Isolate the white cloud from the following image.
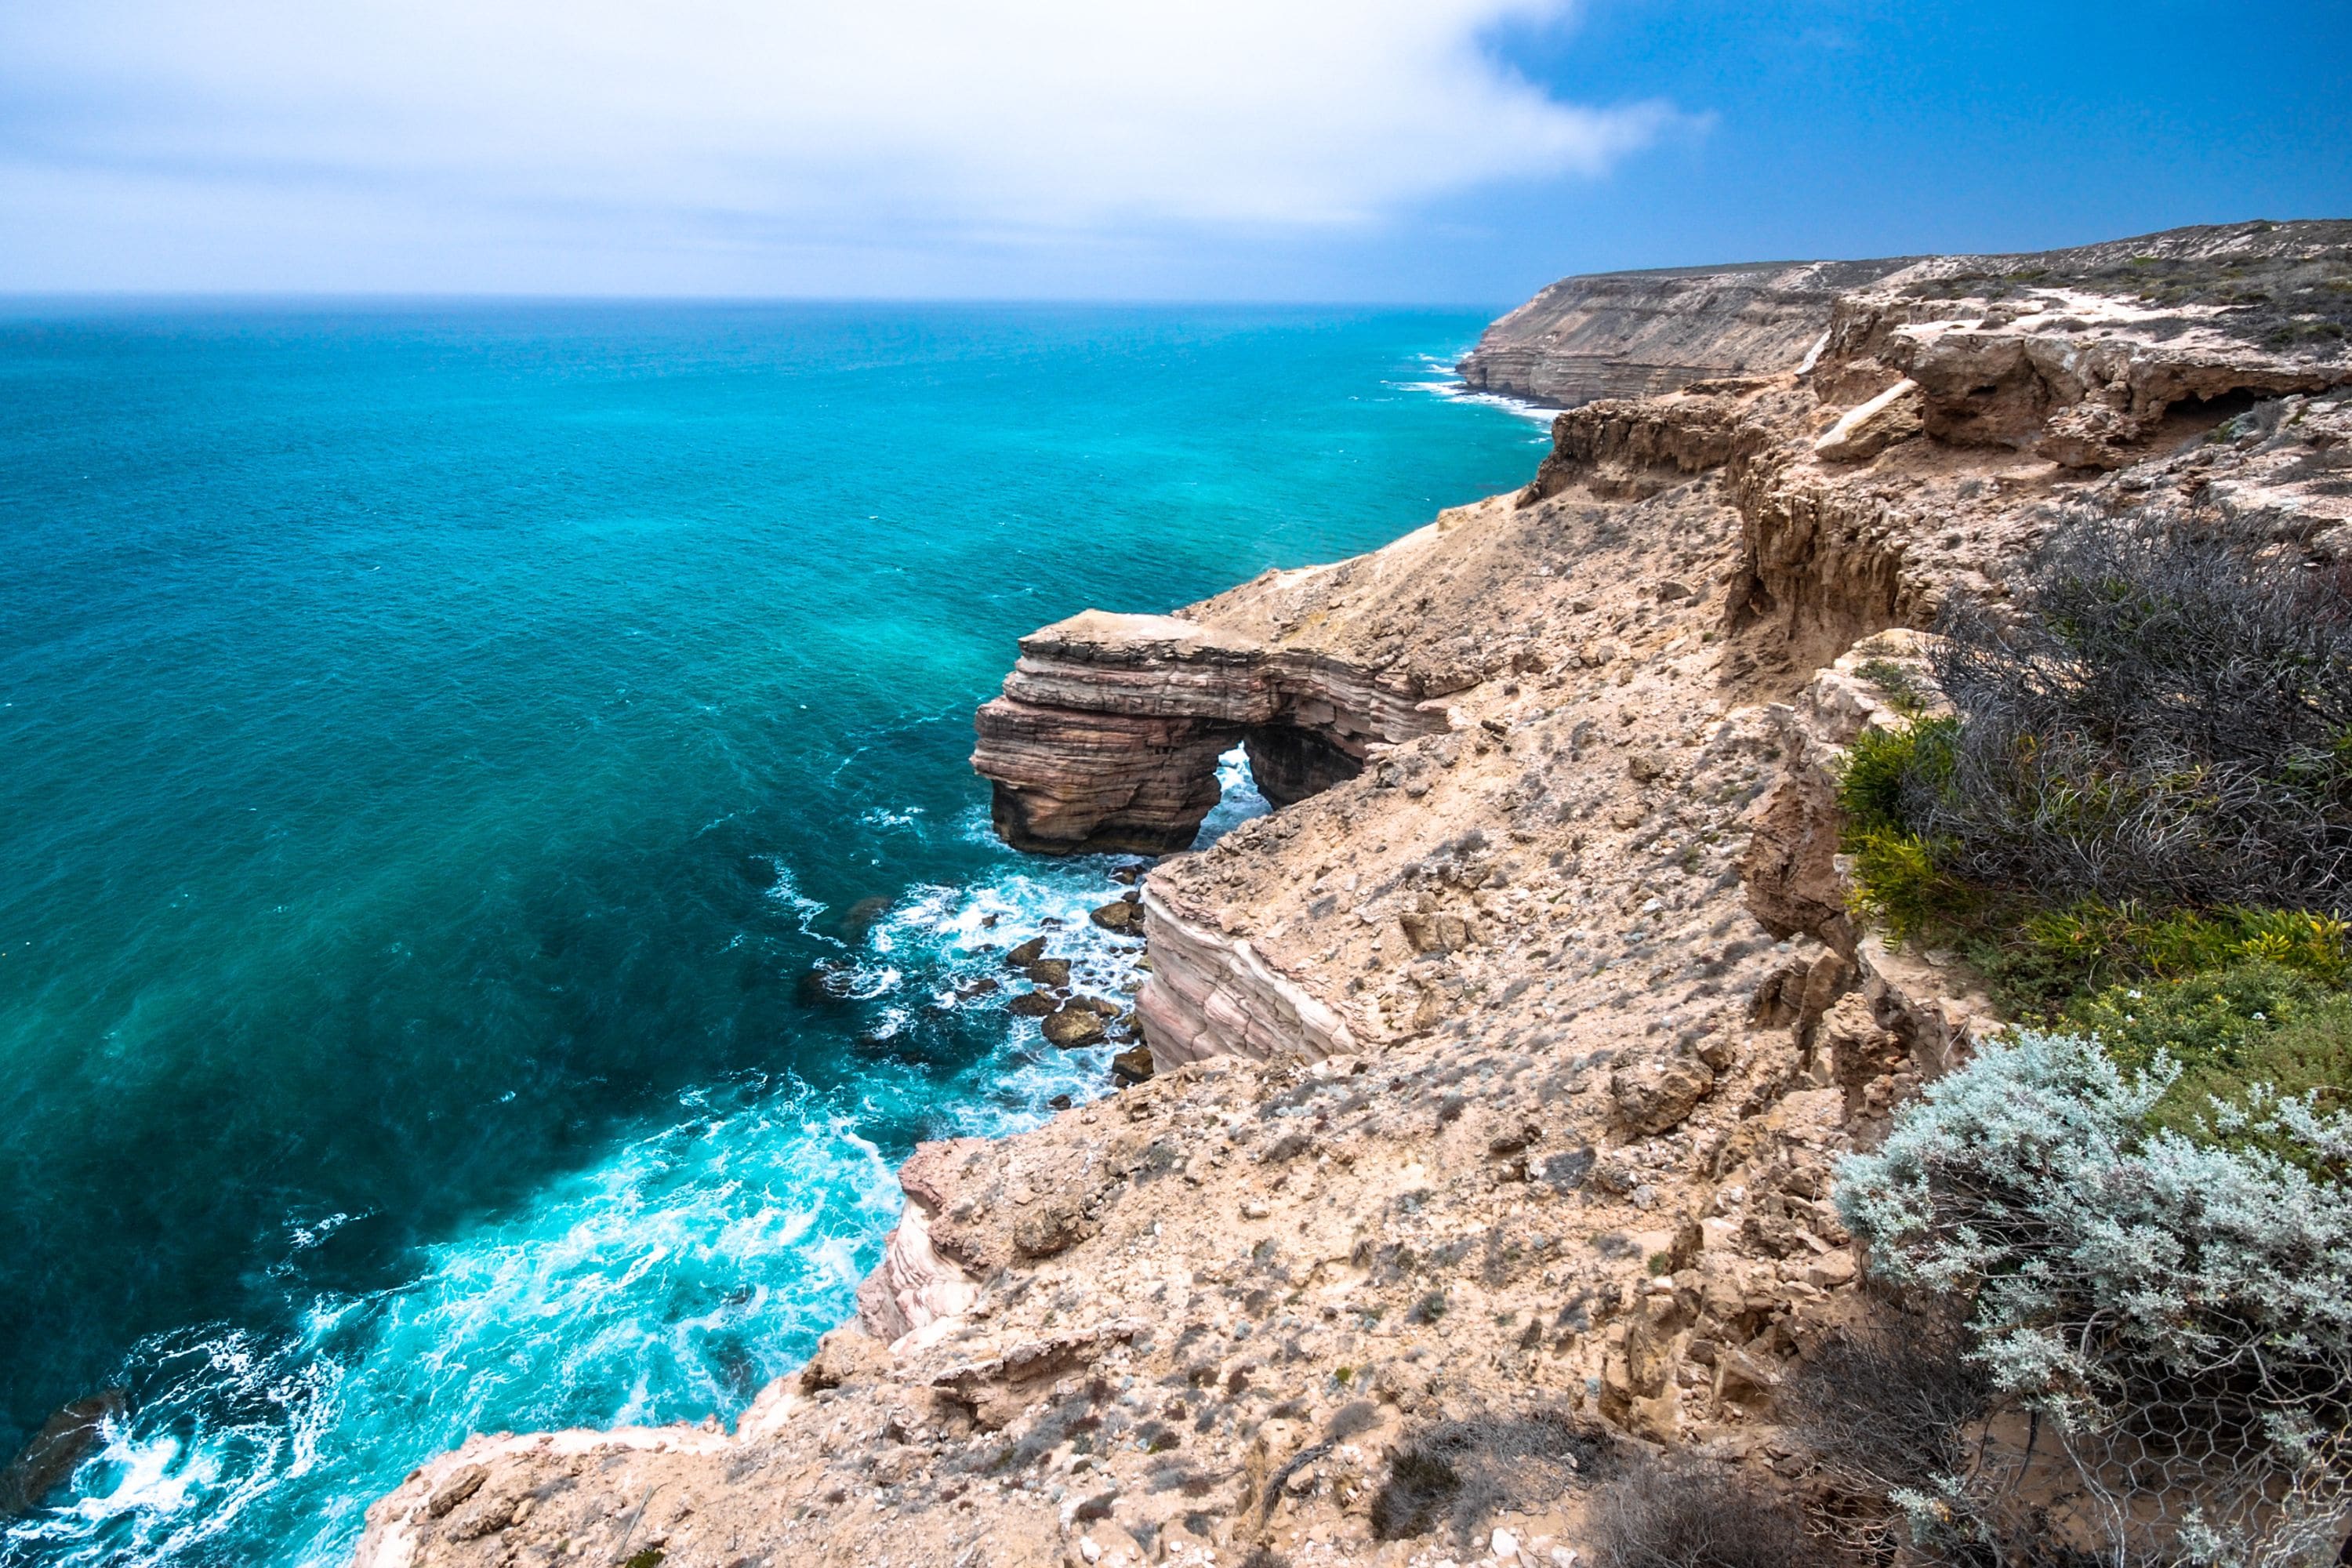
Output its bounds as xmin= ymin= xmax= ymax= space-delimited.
xmin=0 ymin=1 xmax=1686 ymax=290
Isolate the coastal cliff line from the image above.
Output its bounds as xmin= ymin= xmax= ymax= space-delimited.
xmin=358 ymin=220 xmax=2352 ymax=1568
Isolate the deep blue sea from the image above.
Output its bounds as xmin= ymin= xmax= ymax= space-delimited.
xmin=0 ymin=302 xmax=1545 ymax=1565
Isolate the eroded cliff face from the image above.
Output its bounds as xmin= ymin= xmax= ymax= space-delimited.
xmin=357 ymin=223 xmax=2352 ymax=1568
xmin=1456 ymin=259 xmax=1915 ymax=408
xmin=971 ymin=610 xmax=1454 ymax=855
xmin=1464 ymin=219 xmax=2352 ymax=414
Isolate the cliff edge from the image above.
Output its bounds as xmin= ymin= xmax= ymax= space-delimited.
xmin=356 ymin=219 xmax=2352 ymax=1568
xmin=1458 ymin=218 xmax=2352 ymax=408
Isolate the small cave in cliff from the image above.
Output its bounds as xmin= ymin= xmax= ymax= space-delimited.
xmin=2162 ymin=385 xmax=2264 ymax=440
xmin=1241 ymin=723 xmax=1364 ymax=810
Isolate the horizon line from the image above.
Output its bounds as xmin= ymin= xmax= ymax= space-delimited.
xmin=0 ymin=289 xmax=1520 ymax=314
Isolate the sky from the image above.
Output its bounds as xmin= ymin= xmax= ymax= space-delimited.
xmin=1 ymin=0 xmax=2346 ymax=302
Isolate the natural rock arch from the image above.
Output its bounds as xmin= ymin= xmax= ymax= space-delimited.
xmin=970 ymin=610 xmax=1443 ymax=855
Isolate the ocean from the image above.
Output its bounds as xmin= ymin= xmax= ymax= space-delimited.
xmin=0 ymin=301 xmax=1546 ymax=1565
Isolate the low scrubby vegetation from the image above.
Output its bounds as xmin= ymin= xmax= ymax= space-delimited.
xmin=2067 ymin=961 xmax=2352 ymax=1154
xmin=1835 ymin=1029 xmax=2352 ymax=1563
xmin=1820 ymin=513 xmax=2352 ymax=1561
xmin=1367 ymin=1408 xmax=1608 ymax=1547
xmin=1841 ymin=513 xmax=2352 ymax=1007
xmin=1779 ymin=1311 xmax=1990 ymax=1557
xmin=1586 ymin=1457 xmax=1824 ymax=1568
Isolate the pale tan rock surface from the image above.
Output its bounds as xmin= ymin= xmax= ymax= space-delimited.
xmin=1456 ymin=257 xmax=1916 ymax=407
xmin=356 ymin=230 xmax=2352 ymax=1568
xmin=1465 ymin=217 xmax=2350 ymax=412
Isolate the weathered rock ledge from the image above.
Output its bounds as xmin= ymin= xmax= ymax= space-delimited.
xmin=1467 ymin=219 xmax=2352 ymax=415
xmin=1130 ymin=885 xmax=1359 ymax=1070
xmin=1457 ymin=258 xmax=1916 ymax=408
xmin=972 ymin=606 xmax=1457 ymax=855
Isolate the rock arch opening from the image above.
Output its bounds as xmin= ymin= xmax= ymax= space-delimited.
xmin=971 ymin=611 xmax=1429 ymax=858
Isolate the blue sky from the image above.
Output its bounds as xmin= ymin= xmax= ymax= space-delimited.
xmin=2 ymin=0 xmax=2344 ymax=301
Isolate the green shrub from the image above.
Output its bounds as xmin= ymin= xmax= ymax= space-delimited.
xmin=2026 ymin=902 xmax=2347 ymax=984
xmin=1837 ymin=1029 xmax=2352 ymax=1563
xmin=2191 ymin=1000 xmax=2352 ymax=1145
xmin=1833 ymin=514 xmax=2352 ymax=1009
xmin=2065 ymin=960 xmax=2326 ymax=1072
xmin=1919 ymin=515 xmax=2352 ymax=916
xmin=1838 ymin=720 xmax=1988 ymax=945
xmin=1842 ymin=827 xmax=1974 ymax=942
xmin=1854 ymin=658 xmax=1929 ymax=717
xmin=2067 ymin=962 xmax=2352 ymax=1156
xmin=2004 ymin=901 xmax=2350 ymax=1000
xmin=1836 ymin=718 xmax=1955 ymax=837
xmin=1838 ymin=706 xmax=2350 ymax=1004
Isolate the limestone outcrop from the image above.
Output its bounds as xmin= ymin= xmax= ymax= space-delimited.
xmin=971 ymin=609 xmax=1450 ymax=855
xmin=1815 ymin=220 xmax=2352 ymax=467
xmin=1128 ymin=886 xmax=1357 ymax=1069
xmin=1467 ymin=219 xmax=2352 ymax=419
xmin=1457 ymin=257 xmax=1916 ymax=407
xmin=358 ymin=222 xmax=2352 ymax=1568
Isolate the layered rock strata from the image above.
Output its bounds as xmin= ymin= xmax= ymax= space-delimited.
xmin=1465 ymin=219 xmax=2352 ymax=413
xmin=971 ymin=609 xmax=1453 ymax=855
xmin=1457 ymin=258 xmax=1916 ymax=407
xmin=358 ymin=223 xmax=2352 ymax=1568
xmin=1128 ymin=887 xmax=1358 ymax=1070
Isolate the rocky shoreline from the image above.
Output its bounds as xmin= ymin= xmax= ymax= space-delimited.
xmin=355 ymin=219 xmax=2352 ymax=1568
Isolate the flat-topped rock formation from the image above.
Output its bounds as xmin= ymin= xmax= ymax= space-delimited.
xmin=970 ymin=550 xmax=1504 ymax=854
xmin=358 ymin=223 xmax=2352 ymax=1568
xmin=1463 ymin=218 xmax=2352 ymax=410
xmin=1457 ymin=256 xmax=1915 ymax=408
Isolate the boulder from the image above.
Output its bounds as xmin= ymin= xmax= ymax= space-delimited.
xmin=1012 ymin=1198 xmax=1094 ymax=1259
xmin=1739 ymin=771 xmax=1855 ymax=955
xmin=796 ymin=1326 xmax=893 ymax=1392
xmin=1813 ymin=377 xmax=1924 ymax=463
xmin=796 ymin=961 xmax=857 ymax=1007
xmin=1088 ymin=898 xmax=1143 ymax=935
xmin=1042 ymin=1005 xmax=1109 ymax=1049
xmin=839 ymin=896 xmax=893 ymax=942
xmin=1610 ymin=1051 xmax=1715 ymax=1134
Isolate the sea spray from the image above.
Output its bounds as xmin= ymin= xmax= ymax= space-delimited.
xmin=11 ymin=1081 xmax=895 ymax=1567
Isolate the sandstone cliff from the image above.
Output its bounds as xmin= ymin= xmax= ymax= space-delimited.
xmin=1460 ymin=218 xmax=2352 ymax=409
xmin=1457 ymin=257 xmax=1914 ymax=408
xmin=356 ymin=220 xmax=2352 ymax=1568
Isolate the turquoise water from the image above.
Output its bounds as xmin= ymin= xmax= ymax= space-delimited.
xmin=0 ymin=302 xmax=1545 ymax=1565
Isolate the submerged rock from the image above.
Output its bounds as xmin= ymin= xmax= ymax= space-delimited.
xmin=838 ymin=895 xmax=892 ymax=942
xmin=1 ymin=1391 xmax=124 ymax=1515
xmin=794 ymin=961 xmax=856 ymax=1007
